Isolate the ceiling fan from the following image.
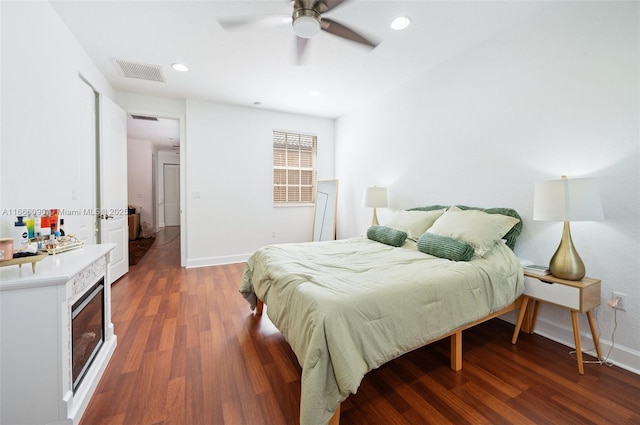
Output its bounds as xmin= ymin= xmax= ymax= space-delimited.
xmin=218 ymin=0 xmax=379 ymax=63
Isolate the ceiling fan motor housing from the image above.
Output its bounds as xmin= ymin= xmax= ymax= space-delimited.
xmin=292 ymin=8 xmax=321 ymax=38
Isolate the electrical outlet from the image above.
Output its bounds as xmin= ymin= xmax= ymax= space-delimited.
xmin=610 ymin=291 xmax=627 ymax=311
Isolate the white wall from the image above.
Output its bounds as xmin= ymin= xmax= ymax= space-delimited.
xmin=336 ymin=2 xmax=639 ymax=372
xmin=1 ymin=1 xmax=114 ymax=239
xmin=127 ymin=138 xmax=154 ymax=226
xmin=185 ymin=99 xmax=335 ymax=267
xmin=116 ymin=92 xmax=186 ymax=118
xmin=116 ymin=95 xmax=334 ymax=266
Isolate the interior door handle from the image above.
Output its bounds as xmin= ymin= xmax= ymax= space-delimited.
xmin=100 ymin=214 xmax=113 ymax=220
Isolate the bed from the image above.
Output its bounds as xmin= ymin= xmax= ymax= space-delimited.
xmin=239 ymin=205 xmax=525 ymax=425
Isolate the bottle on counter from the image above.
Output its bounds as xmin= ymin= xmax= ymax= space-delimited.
xmin=40 ymin=215 xmax=51 ymax=237
xmin=59 ymin=219 xmax=66 ymax=236
xmin=45 ymin=233 xmax=58 ymax=251
xmin=34 ymin=215 xmax=42 ymax=237
xmin=25 ymin=216 xmax=35 ymax=239
xmin=50 ymin=209 xmax=59 ymax=233
xmin=13 ymin=216 xmax=29 ymax=250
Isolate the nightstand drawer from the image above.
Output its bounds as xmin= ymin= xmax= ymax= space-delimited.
xmin=524 ymin=276 xmax=580 ymax=309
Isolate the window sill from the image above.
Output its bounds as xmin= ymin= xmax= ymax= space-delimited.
xmin=274 ymin=203 xmax=314 ymax=208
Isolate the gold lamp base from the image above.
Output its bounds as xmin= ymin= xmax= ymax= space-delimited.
xmin=549 ymin=221 xmax=586 ymax=281
xmin=371 ymin=208 xmax=379 ymax=226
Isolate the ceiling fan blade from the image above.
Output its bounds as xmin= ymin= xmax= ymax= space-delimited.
xmin=320 ymin=18 xmax=378 ymax=48
xmin=315 ymin=0 xmax=348 ymax=14
xmin=296 ymin=36 xmax=309 ymax=65
xmin=218 ymin=14 xmax=289 ymax=30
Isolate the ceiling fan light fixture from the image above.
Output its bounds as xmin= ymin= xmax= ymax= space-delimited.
xmin=390 ymin=16 xmax=411 ymax=31
xmin=292 ymin=9 xmax=321 ymax=38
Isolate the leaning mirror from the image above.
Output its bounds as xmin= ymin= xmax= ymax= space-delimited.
xmin=312 ymin=180 xmax=338 ymax=241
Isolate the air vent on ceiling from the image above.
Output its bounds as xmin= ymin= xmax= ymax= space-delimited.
xmin=130 ymin=115 xmax=158 ymax=121
xmin=111 ymin=58 xmax=165 ymax=83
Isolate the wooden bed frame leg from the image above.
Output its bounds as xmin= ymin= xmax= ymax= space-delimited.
xmin=255 ymin=299 xmax=264 ymax=315
xmin=328 ymin=403 xmax=341 ymax=425
xmin=511 ymin=296 xmax=530 ymax=344
xmin=451 ymin=331 xmax=462 ymax=371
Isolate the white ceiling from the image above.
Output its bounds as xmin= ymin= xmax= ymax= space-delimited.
xmin=51 ymin=0 xmax=547 ymax=146
xmin=127 ymin=115 xmax=181 ymax=151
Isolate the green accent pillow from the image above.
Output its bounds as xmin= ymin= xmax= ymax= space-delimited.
xmin=367 ymin=225 xmax=408 ymax=247
xmin=417 ymin=233 xmax=475 ymax=261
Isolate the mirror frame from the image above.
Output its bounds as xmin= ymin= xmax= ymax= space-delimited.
xmin=312 ymin=180 xmax=339 ymax=241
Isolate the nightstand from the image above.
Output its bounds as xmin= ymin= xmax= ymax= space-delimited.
xmin=511 ymin=271 xmax=603 ymax=374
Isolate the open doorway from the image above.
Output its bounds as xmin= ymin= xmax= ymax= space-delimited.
xmin=126 ymin=114 xmax=183 ymax=266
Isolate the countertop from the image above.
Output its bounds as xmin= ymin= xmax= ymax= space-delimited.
xmin=0 ymin=244 xmax=116 ymax=291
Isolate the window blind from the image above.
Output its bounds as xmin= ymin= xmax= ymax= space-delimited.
xmin=273 ymin=130 xmax=317 ymax=205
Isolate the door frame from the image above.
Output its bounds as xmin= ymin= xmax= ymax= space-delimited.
xmin=78 ymin=75 xmax=98 ymax=245
xmin=126 ymin=109 xmax=186 ymax=268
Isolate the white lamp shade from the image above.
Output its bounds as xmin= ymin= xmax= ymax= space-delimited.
xmin=363 ymin=187 xmax=388 ymax=208
xmin=534 ymin=177 xmax=604 ymax=222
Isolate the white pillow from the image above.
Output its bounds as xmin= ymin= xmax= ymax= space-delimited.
xmin=426 ymin=208 xmax=520 ymax=256
xmin=384 ymin=209 xmax=446 ymax=241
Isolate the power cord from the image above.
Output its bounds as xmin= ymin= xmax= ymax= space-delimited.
xmin=569 ymin=306 xmax=617 ymax=367
xmin=148 ymin=230 xmax=181 ymax=248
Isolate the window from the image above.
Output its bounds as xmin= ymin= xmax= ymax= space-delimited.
xmin=273 ymin=130 xmax=317 ymax=205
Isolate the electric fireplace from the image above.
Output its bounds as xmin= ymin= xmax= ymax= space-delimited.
xmin=71 ymin=278 xmax=104 ymax=393
xmin=1 ymin=245 xmax=117 ymax=425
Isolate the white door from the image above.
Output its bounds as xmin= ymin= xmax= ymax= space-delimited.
xmin=163 ymin=164 xmax=180 ymax=226
xmin=77 ymin=79 xmax=97 ymax=244
xmin=99 ymin=95 xmax=128 ymax=283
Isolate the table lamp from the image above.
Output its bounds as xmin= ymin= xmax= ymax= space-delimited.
xmin=533 ymin=175 xmax=604 ymax=280
xmin=363 ymin=186 xmax=388 ymax=226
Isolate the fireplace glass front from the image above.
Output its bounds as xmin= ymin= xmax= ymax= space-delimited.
xmin=71 ymin=278 xmax=104 ymax=392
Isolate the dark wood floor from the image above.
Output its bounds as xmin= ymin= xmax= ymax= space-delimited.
xmin=81 ymin=227 xmax=640 ymax=425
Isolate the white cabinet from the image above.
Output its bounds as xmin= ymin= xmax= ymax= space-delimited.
xmin=0 ymin=245 xmax=117 ymax=425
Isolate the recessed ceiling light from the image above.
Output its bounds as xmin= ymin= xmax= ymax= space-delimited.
xmin=171 ymin=63 xmax=189 ymax=72
xmin=310 ymin=90 xmax=321 ymax=96
xmin=390 ymin=16 xmax=411 ymax=31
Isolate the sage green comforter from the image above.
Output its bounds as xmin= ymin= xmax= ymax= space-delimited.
xmin=239 ymin=237 xmax=524 ymax=425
